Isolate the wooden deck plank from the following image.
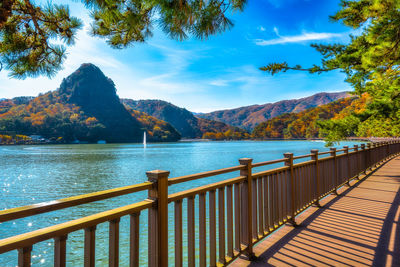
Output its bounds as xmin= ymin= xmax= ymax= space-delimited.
xmin=230 ymin=156 xmax=400 ymax=266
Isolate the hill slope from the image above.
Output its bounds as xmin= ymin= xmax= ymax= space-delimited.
xmin=252 ymin=97 xmax=357 ymax=139
xmin=122 ymin=99 xmax=248 ymax=139
xmin=198 ymin=92 xmax=350 ymax=130
xmin=0 ymin=64 xmax=180 ymax=143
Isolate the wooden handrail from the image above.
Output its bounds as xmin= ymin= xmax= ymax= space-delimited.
xmin=252 ymin=166 xmax=290 ymax=178
xmin=0 ymin=200 xmax=153 ymax=254
xmin=318 ymin=151 xmax=331 ymax=155
xmin=168 ymin=165 xmax=244 ymax=185
xmin=0 ymin=182 xmax=152 ymax=223
xmin=293 ymin=154 xmax=312 ymax=160
xmin=168 ymin=176 xmax=246 ymax=202
xmin=251 ymin=158 xmax=287 ymax=167
xmin=293 ymin=160 xmax=315 ymax=168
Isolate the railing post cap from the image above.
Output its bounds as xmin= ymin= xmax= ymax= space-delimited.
xmin=283 ymin=152 xmax=294 ymax=158
xmin=330 ymin=147 xmax=337 ymax=151
xmin=311 ymin=149 xmax=319 ymax=153
xmin=146 ymin=170 xmax=170 ymax=181
xmin=354 ymin=144 xmax=359 ymax=147
xmin=239 ymin=158 xmax=253 ymax=164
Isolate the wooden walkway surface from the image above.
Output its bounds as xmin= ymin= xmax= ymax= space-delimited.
xmin=231 ymin=156 xmax=400 ymax=267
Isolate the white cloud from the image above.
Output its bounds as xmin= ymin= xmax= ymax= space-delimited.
xmin=255 ymin=31 xmax=345 ymax=46
xmin=258 ymin=26 xmax=266 ymax=32
xmin=273 ymin=26 xmax=279 ymax=36
xmin=209 ymin=79 xmax=229 ymax=87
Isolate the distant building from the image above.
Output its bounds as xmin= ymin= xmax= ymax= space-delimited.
xmin=29 ymin=135 xmax=43 ymax=141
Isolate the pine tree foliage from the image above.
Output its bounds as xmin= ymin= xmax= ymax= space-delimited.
xmin=85 ymin=0 xmax=246 ymax=47
xmin=1 ymin=0 xmax=246 ymax=77
xmin=0 ymin=1 xmax=82 ymax=78
xmin=260 ymin=0 xmax=400 ymax=139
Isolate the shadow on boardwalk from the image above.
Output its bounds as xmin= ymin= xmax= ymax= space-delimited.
xmin=231 ymin=158 xmax=400 ymax=267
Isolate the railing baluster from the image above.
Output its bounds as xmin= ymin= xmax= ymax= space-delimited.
xmin=277 ymin=172 xmax=282 ymax=224
xmin=263 ymin=176 xmax=269 ymax=231
xmin=330 ymin=148 xmax=338 ymax=195
xmin=308 ymin=165 xmax=312 ymax=204
xmin=361 ymin=144 xmax=366 ymax=173
xmin=354 ymin=145 xmax=360 ymax=178
xmin=84 ymin=226 xmax=96 ymax=267
xmin=54 ymin=235 xmax=67 ymax=267
xmin=268 ymin=175 xmax=273 ymax=230
xmin=234 ymin=183 xmax=241 ymax=252
xmin=188 ymin=196 xmax=195 ymax=266
xmin=109 ymin=218 xmax=120 ymax=267
xmin=257 ymin=178 xmax=263 ymax=236
xmin=226 ymin=185 xmax=234 ymax=258
xmin=199 ymin=193 xmax=207 ymax=267
xmin=252 ymin=178 xmax=257 ymax=240
xmin=129 ymin=212 xmax=140 ymax=267
xmin=273 ymin=173 xmax=278 ymax=227
xmin=218 ymin=187 xmax=226 ymax=264
xmin=343 ymin=146 xmax=350 ymax=186
xmin=18 ymin=246 xmax=32 ymax=267
xmin=209 ymin=190 xmax=217 ymax=266
xmin=174 ymin=201 xmax=182 ymax=267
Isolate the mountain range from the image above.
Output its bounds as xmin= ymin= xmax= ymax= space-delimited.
xmin=121 ymin=99 xmax=247 ymax=139
xmin=0 ymin=63 xmax=353 ymax=143
xmin=197 ymin=92 xmax=350 ymax=130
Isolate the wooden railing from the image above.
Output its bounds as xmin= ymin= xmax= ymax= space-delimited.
xmin=1 ymin=141 xmax=400 ymax=267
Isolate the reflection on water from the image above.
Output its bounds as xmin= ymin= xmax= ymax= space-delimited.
xmin=0 ymin=140 xmax=362 ymax=266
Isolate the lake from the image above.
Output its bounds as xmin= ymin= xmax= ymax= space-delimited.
xmin=0 ymin=140 xmax=363 ymax=266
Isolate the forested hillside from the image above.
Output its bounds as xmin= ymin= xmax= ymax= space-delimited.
xmin=0 ymin=64 xmax=180 ymax=143
xmin=198 ymin=92 xmax=350 ymax=130
xmin=122 ymin=99 xmax=249 ymax=139
xmin=252 ymin=97 xmax=358 ymax=139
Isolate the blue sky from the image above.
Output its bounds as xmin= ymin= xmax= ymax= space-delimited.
xmin=0 ymin=0 xmax=353 ymax=112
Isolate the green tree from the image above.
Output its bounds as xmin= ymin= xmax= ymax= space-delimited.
xmin=1 ymin=0 xmax=246 ymax=78
xmin=260 ymin=0 xmax=400 ymax=140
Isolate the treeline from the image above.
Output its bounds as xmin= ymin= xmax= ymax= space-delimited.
xmin=202 ymin=129 xmax=251 ymax=140
xmin=252 ymin=97 xmax=361 ymax=140
xmin=0 ymin=134 xmax=32 ymax=145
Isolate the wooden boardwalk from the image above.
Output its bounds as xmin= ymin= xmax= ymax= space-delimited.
xmin=231 ymin=156 xmax=400 ymax=267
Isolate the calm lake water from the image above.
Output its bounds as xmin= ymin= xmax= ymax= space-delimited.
xmin=0 ymin=140 xmax=362 ymax=266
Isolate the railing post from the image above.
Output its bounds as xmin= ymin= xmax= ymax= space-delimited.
xmin=284 ymin=153 xmax=297 ymax=226
xmin=311 ymin=149 xmax=321 ymax=208
xmin=147 ymin=170 xmax=170 ymax=267
xmin=386 ymin=141 xmax=390 ymax=159
xmin=361 ymin=144 xmax=366 ymax=174
xmin=367 ymin=143 xmax=372 ymax=170
xmin=354 ymin=145 xmax=360 ymax=179
xmin=239 ymin=158 xmax=255 ymax=259
xmin=330 ymin=148 xmax=338 ymax=195
xmin=343 ymin=146 xmax=351 ymax=186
